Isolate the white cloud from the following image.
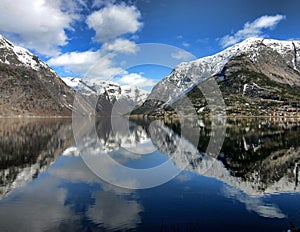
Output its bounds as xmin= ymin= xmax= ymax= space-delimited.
xmin=176 ymin=35 xmax=183 ymax=40
xmin=102 ymin=38 xmax=138 ymax=54
xmin=117 ymin=73 xmax=156 ymax=88
xmin=171 ymin=50 xmax=194 ymax=60
xmin=92 ymin=0 xmax=116 ymax=8
xmin=219 ymin=14 xmax=286 ymax=48
xmin=86 ymin=4 xmax=142 ymax=42
xmin=0 ymin=0 xmax=76 ymax=56
xmin=48 ymin=50 xmax=123 ymax=78
xmin=182 ymin=42 xmax=190 ymax=48
xmin=48 ymin=51 xmax=100 ymax=66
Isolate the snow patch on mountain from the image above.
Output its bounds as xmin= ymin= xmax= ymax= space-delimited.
xmin=171 ymin=38 xmax=300 ymax=87
xmin=0 ymin=34 xmax=48 ymax=71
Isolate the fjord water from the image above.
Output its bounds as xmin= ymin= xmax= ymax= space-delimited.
xmin=0 ymin=117 xmax=300 ymax=231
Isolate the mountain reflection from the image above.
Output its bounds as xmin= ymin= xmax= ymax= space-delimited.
xmin=219 ymin=118 xmax=300 ymax=194
xmin=0 ymin=118 xmax=73 ymax=198
xmin=150 ymin=118 xmax=300 ymax=195
xmin=71 ymin=116 xmax=300 ymax=195
xmin=0 ymin=117 xmax=300 ymax=231
xmin=1 ymin=117 xmax=299 ymax=196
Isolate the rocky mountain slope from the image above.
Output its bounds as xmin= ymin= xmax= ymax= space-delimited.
xmin=62 ymin=77 xmax=149 ymax=116
xmin=132 ymin=38 xmax=300 ymax=117
xmin=0 ymin=35 xmax=75 ymax=116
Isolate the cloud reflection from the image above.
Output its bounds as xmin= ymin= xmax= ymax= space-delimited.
xmin=223 ymin=186 xmax=286 ymax=219
xmin=87 ymin=191 xmax=143 ymax=230
xmin=49 ymin=156 xmax=143 ymax=229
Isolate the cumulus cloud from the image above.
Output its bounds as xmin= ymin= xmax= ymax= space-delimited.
xmin=0 ymin=0 xmax=76 ymax=56
xmin=48 ymin=50 xmax=123 ymax=78
xmin=117 ymin=73 xmax=157 ymax=88
xmin=86 ymin=4 xmax=142 ymax=42
xmin=47 ymin=39 xmax=140 ymax=79
xmin=219 ymin=14 xmax=286 ymax=48
xmin=171 ymin=50 xmax=194 ymax=60
xmin=102 ymin=38 xmax=139 ymax=54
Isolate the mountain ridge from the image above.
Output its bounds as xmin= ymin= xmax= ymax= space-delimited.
xmin=132 ymin=37 xmax=300 ymax=117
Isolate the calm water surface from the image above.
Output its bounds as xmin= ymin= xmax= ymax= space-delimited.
xmin=0 ymin=117 xmax=300 ymax=231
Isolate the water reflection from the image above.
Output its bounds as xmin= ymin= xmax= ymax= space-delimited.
xmin=49 ymin=156 xmax=143 ymax=231
xmin=128 ymin=118 xmax=300 ymax=196
xmin=219 ymin=118 xmax=300 ymax=195
xmin=222 ymin=186 xmax=286 ymax=219
xmin=0 ymin=156 xmax=143 ymax=232
xmin=95 ymin=118 xmax=156 ymax=154
xmin=0 ymin=117 xmax=299 ymax=231
xmin=0 ymin=118 xmax=73 ymax=199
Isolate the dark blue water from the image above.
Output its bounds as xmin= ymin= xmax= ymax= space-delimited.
xmin=0 ymin=118 xmax=299 ymax=232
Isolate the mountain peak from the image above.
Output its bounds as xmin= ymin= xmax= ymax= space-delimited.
xmin=0 ymin=34 xmax=48 ymax=71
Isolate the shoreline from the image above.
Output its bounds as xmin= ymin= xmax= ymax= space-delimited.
xmin=0 ymin=114 xmax=299 ymax=120
xmin=0 ymin=115 xmax=72 ymax=119
xmin=129 ymin=114 xmax=300 ymax=119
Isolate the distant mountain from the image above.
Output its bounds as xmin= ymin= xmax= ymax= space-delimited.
xmin=0 ymin=35 xmax=74 ymax=116
xmin=132 ymin=38 xmax=300 ymax=117
xmin=62 ymin=77 xmax=149 ymax=116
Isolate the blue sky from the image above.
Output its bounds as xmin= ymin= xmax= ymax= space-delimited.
xmin=0 ymin=0 xmax=300 ymax=90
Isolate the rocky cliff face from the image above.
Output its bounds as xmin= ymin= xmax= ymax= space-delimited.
xmin=133 ymin=38 xmax=300 ymax=117
xmin=0 ymin=35 xmax=74 ymax=116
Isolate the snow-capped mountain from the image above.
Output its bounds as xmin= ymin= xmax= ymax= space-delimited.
xmin=62 ymin=77 xmax=148 ymax=103
xmin=0 ymin=34 xmax=75 ymax=116
xmin=62 ymin=77 xmax=149 ymax=116
xmin=134 ymin=38 xmax=300 ymax=116
xmin=0 ymin=34 xmax=49 ymax=71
